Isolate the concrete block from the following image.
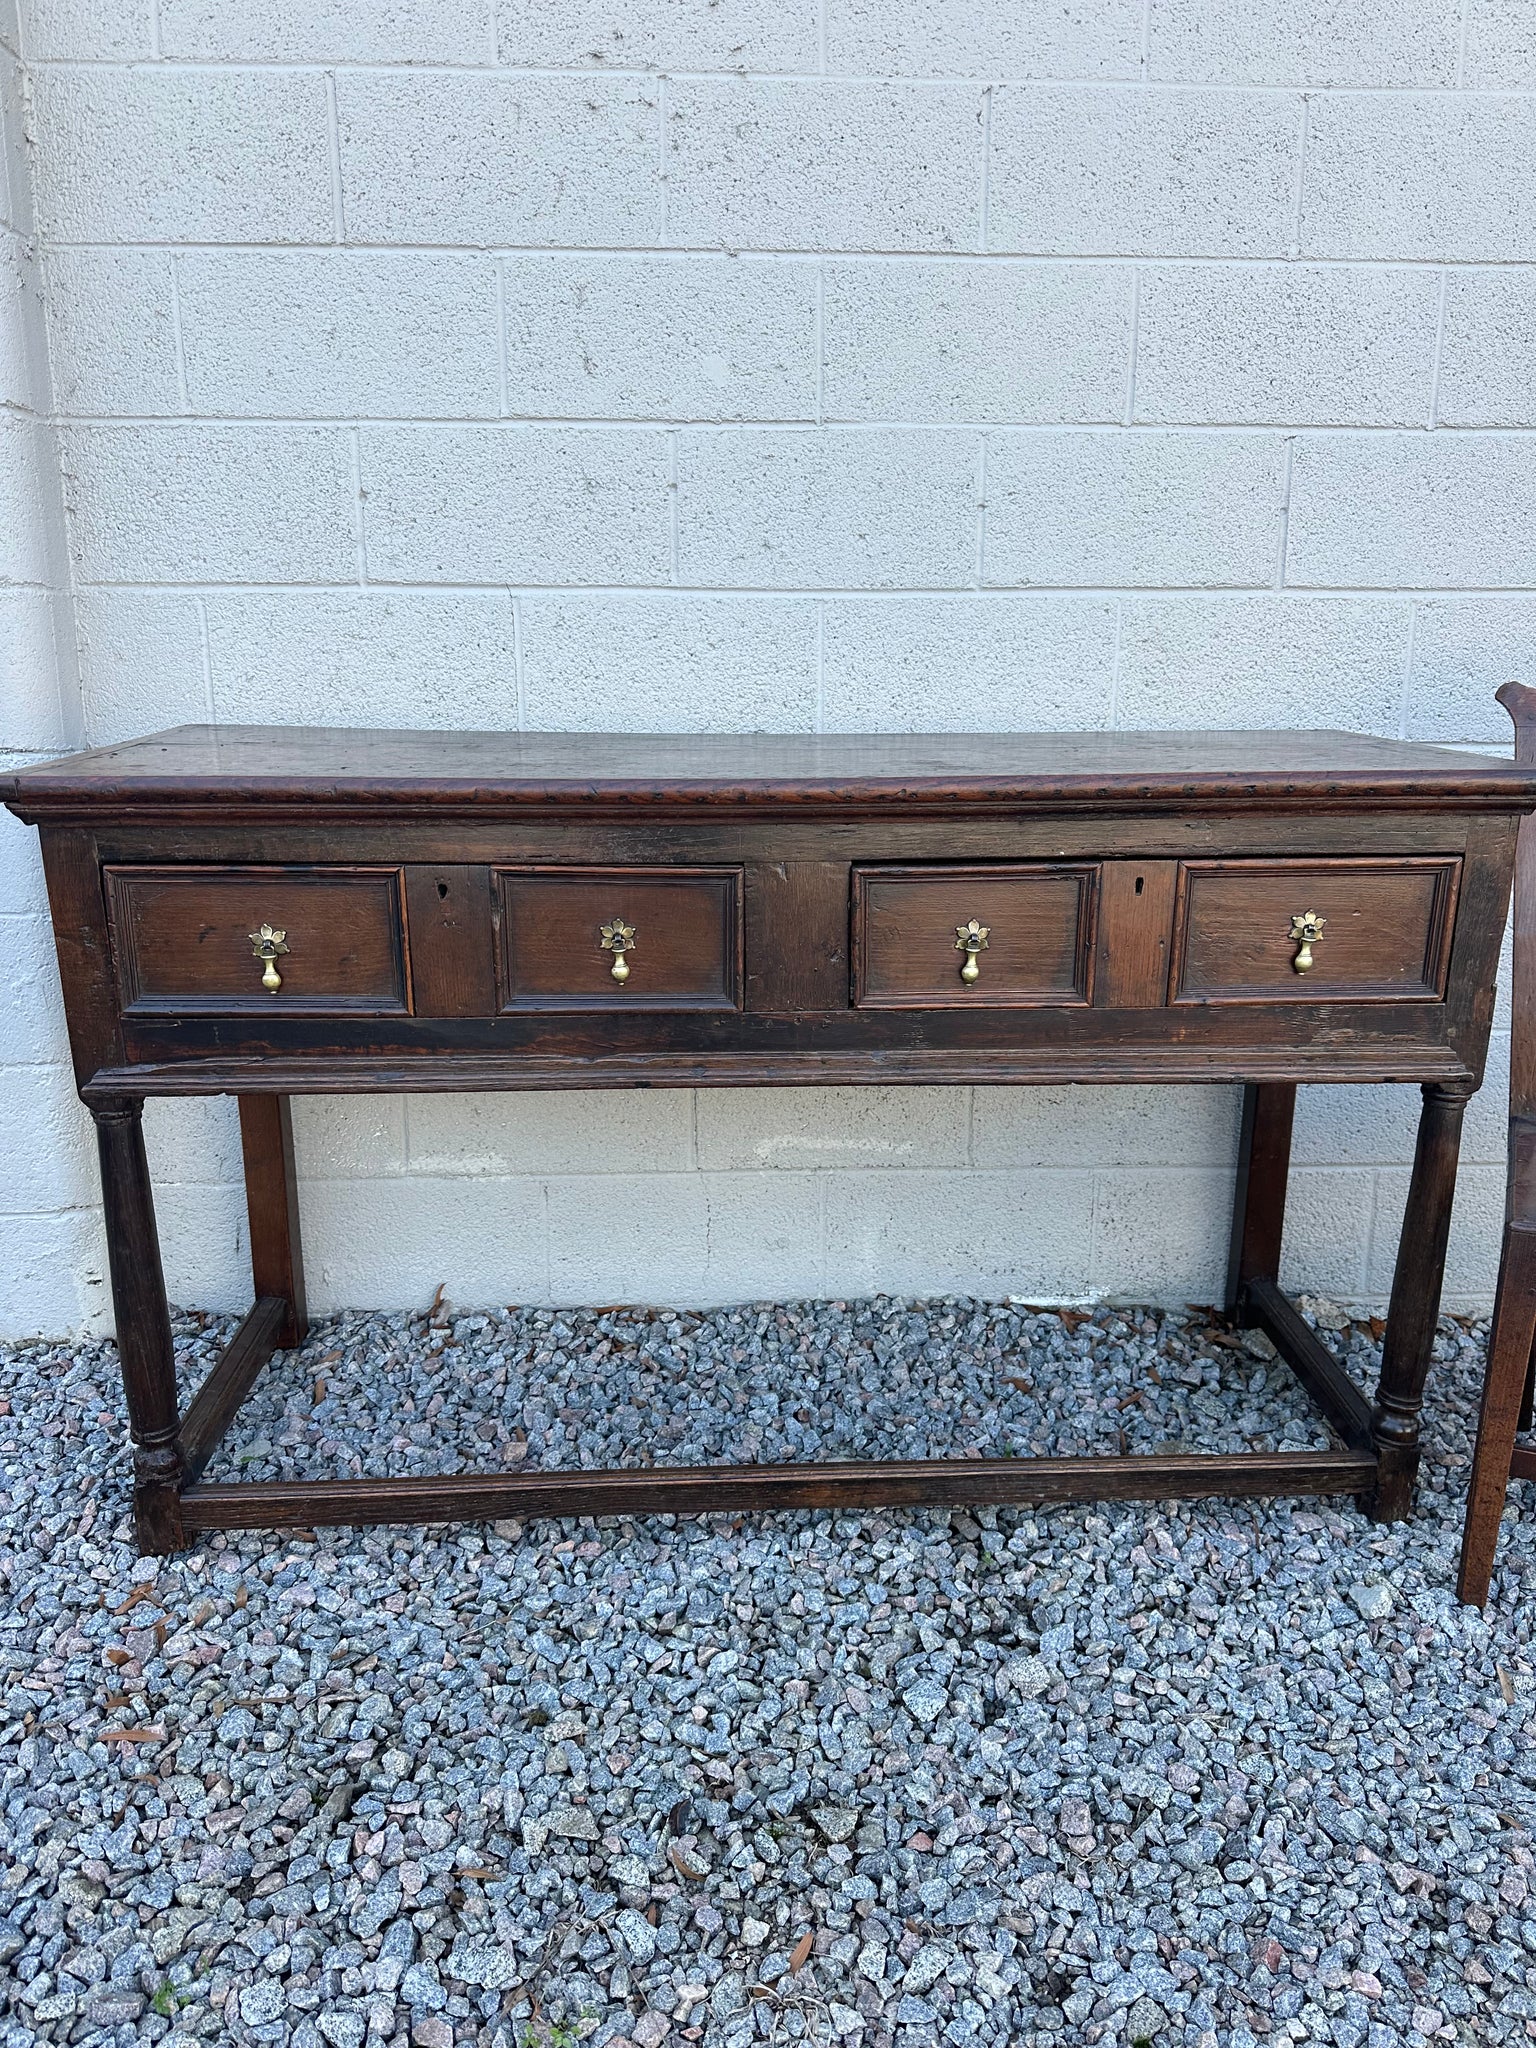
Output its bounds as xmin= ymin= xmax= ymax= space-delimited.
xmin=1302 ymin=93 xmax=1536 ymax=261
xmin=0 ymin=589 xmax=70 ymax=753
xmin=1440 ymin=1163 xmax=1508 ymax=1309
xmin=1462 ymin=1031 xmax=1510 ymax=1167
xmin=823 ymin=1168 xmax=1097 ymax=1300
xmin=1147 ymin=0 xmax=1459 ymax=86
xmin=548 ymin=1172 xmax=705 ymax=1304
xmin=519 ymin=593 xmax=817 ymax=731
xmin=676 ymin=428 xmax=977 ymax=589
xmin=1292 ymin=1081 xmax=1424 ymax=1169
xmin=1437 ymin=269 xmax=1536 ymax=428
xmin=41 ymin=249 xmax=180 ymax=419
xmin=30 ymin=67 xmax=332 ymax=245
xmin=504 ymin=254 xmax=816 ymax=422
xmin=1365 ymin=1162 xmax=1504 ymax=1308
xmin=338 ymin=72 xmax=661 ymax=248
xmin=819 ymin=594 xmax=1116 ymax=732
xmin=293 ymin=1096 xmax=409 ymax=1179
xmin=823 ymin=260 xmax=1133 ymax=424
xmin=696 ymin=1086 xmax=969 ymax=1171
xmin=362 ymin=425 xmax=670 ymax=587
xmin=301 ymin=1175 xmax=548 ymax=1315
xmin=0 ymin=911 xmax=67 ymax=1063
xmin=404 ymin=1091 xmax=692 ymax=1177
xmin=0 ymin=760 xmax=50 ymax=917
xmin=19 ymin=0 xmax=152 ymax=57
xmin=1464 ymin=0 xmax=1536 ymax=88
xmin=974 ymin=1085 xmax=1240 ymax=1170
xmin=74 ymin=589 xmax=208 ymax=745
xmin=142 ymin=1095 xmax=245 ymax=1186
xmin=150 ymin=1176 xmax=250 ymax=1313
xmin=703 ymin=1172 xmax=826 ymax=1303
xmin=178 ymin=252 xmax=501 ymax=420
xmin=500 ymin=0 xmax=816 ymax=71
xmin=0 ymin=1061 xmax=92 ymax=1215
xmin=1090 ymin=1168 xmax=1232 ymax=1305
xmin=1117 ymin=595 xmax=1409 ymax=732
xmin=0 ymin=1206 xmax=109 ymax=1339
xmin=61 ymin=425 xmax=356 ymax=585
xmin=1135 ymin=263 xmax=1438 ymax=426
xmin=159 ymin=0 xmax=494 ymax=62
xmin=0 ymin=0 xmax=14 ymax=53
xmin=1278 ymin=1168 xmax=1375 ymax=1301
xmin=0 ymin=418 xmax=53 ymax=586
xmin=1287 ymin=433 xmax=1536 ymax=589
xmin=825 ymin=0 xmax=1142 ymax=78
xmin=989 ymin=85 xmax=1301 ymax=257
xmin=141 ymin=1096 xmax=408 ymax=1197
xmin=984 ymin=431 xmax=1285 ymax=589
xmin=1407 ymin=598 xmax=1536 ymax=742
xmin=666 ymin=80 xmax=982 ymax=253
xmin=0 ymin=238 xmax=34 ymax=410
xmin=0 ymin=48 xmax=28 ymax=240
xmin=205 ymin=591 xmax=518 ymax=730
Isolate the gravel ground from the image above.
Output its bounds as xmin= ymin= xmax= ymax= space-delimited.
xmin=1 ymin=1295 xmax=1534 ymax=2048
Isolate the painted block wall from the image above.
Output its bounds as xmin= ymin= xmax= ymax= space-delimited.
xmin=0 ymin=0 xmax=104 ymax=1335
xmin=3 ymin=0 xmax=1532 ymax=1331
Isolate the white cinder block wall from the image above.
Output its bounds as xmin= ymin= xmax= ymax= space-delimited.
xmin=2 ymin=0 xmax=1531 ymax=1331
xmin=0 ymin=0 xmax=104 ymax=1336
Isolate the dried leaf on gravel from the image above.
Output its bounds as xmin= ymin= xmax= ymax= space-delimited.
xmin=789 ymin=1930 xmax=814 ymax=1974
xmin=1499 ymin=1666 xmax=1517 ymax=1704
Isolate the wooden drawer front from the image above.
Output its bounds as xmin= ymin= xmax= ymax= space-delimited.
xmin=106 ymin=866 xmax=409 ymax=1015
xmin=496 ymin=867 xmax=742 ymax=1012
xmin=853 ymin=864 xmax=1097 ymax=1008
xmin=1170 ymin=858 xmax=1461 ymax=1004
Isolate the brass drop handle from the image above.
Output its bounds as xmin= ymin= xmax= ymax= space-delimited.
xmin=1289 ymin=910 xmax=1325 ymax=975
xmin=955 ymin=918 xmax=990 ymax=985
xmin=599 ymin=917 xmax=637 ymax=983
xmin=249 ymin=922 xmax=289 ymax=994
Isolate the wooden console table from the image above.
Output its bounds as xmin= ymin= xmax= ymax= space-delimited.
xmin=6 ymin=723 xmax=1534 ymax=1556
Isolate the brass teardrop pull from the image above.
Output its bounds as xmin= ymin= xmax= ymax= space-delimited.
xmin=248 ymin=923 xmax=289 ymax=995
xmin=1288 ymin=910 xmax=1325 ymax=975
xmin=955 ymin=918 xmax=990 ymax=985
xmin=599 ymin=918 xmax=637 ymax=983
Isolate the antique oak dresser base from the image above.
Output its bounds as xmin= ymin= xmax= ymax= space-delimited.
xmin=6 ymin=724 xmax=1533 ymax=1557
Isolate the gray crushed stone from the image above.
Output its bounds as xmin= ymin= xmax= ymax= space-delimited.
xmin=0 ymin=1294 xmax=1532 ymax=2048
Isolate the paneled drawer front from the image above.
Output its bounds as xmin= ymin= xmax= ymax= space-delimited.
xmin=106 ymin=866 xmax=409 ymax=1015
xmin=852 ymin=864 xmax=1098 ymax=1008
xmin=496 ymin=867 xmax=742 ymax=1012
xmin=1170 ymin=858 xmax=1461 ymax=1004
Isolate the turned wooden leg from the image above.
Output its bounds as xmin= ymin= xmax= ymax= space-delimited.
xmin=1369 ymin=1079 xmax=1473 ymax=1522
xmin=93 ymin=1098 xmax=185 ymax=1554
xmin=1459 ymin=1227 xmax=1536 ymax=1607
xmin=238 ymin=1095 xmax=308 ymax=1349
xmin=1225 ymin=1082 xmax=1296 ymax=1322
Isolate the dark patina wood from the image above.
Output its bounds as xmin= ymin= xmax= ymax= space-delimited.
xmin=5 ymin=721 xmax=1531 ymax=1556
xmin=90 ymin=1099 xmax=184 ymax=1552
xmin=1226 ymin=1083 xmax=1297 ymax=1318
xmin=1460 ymin=682 xmax=1536 ymax=1603
xmin=238 ymin=1094 xmax=307 ymax=1348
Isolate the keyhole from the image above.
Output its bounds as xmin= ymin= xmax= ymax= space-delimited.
xmin=1135 ymin=875 xmax=1144 ymax=895
xmin=437 ymin=880 xmax=450 ymax=899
